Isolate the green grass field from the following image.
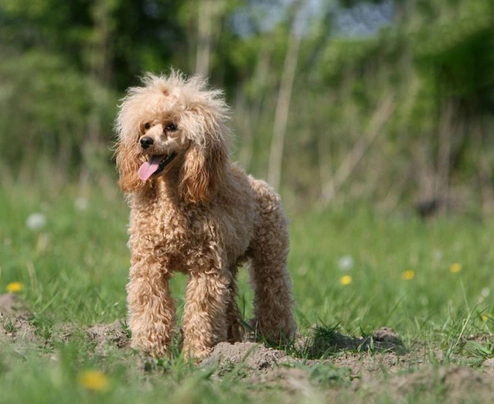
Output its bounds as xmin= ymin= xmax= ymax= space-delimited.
xmin=1 ymin=183 xmax=494 ymax=403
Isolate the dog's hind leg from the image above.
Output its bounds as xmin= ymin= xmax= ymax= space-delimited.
xmin=248 ymin=184 xmax=297 ymax=344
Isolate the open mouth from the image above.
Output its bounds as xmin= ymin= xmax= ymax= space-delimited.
xmin=138 ymin=153 xmax=177 ymax=181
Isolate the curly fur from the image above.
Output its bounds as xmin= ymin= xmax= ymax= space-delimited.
xmin=115 ymin=70 xmax=296 ymax=359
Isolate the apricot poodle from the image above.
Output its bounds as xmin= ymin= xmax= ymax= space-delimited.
xmin=115 ymin=71 xmax=296 ymax=359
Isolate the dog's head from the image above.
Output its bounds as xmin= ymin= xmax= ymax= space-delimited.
xmin=115 ymin=71 xmax=230 ymax=204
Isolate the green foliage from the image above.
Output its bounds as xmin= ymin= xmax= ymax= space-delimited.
xmin=0 ymin=49 xmax=117 ymax=177
xmin=1 ymin=0 xmax=494 ymax=207
xmin=0 ymin=184 xmax=128 ymax=324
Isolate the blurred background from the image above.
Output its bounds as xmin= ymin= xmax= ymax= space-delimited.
xmin=1 ymin=0 xmax=493 ymax=216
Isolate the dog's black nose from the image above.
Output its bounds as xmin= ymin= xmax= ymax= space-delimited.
xmin=140 ymin=136 xmax=154 ymax=149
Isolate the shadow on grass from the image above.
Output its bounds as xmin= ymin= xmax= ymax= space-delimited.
xmin=292 ymin=324 xmax=407 ymax=359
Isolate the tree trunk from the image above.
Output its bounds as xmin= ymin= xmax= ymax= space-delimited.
xmin=79 ymin=0 xmax=114 ymax=195
xmin=267 ymin=32 xmax=301 ymax=190
xmin=195 ymin=0 xmax=214 ymax=77
xmin=237 ymin=48 xmax=271 ymax=172
xmin=435 ymin=100 xmax=454 ymax=210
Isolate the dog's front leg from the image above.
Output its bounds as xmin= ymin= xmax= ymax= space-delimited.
xmin=181 ymin=270 xmax=231 ymax=359
xmin=126 ymin=257 xmax=175 ymax=357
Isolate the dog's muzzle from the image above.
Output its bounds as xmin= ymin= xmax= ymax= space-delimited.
xmin=140 ymin=136 xmax=154 ymax=149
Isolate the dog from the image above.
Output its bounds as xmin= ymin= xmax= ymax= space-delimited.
xmin=115 ymin=71 xmax=296 ymax=359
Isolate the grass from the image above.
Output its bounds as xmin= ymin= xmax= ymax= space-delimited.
xmin=1 ymin=181 xmax=494 ymax=402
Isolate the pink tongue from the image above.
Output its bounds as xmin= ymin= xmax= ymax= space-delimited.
xmin=138 ymin=156 xmax=163 ymax=181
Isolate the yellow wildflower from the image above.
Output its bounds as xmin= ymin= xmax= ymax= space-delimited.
xmin=340 ymin=275 xmax=352 ymax=286
xmin=6 ymin=282 xmax=24 ymax=293
xmin=402 ymin=270 xmax=415 ymax=280
xmin=450 ymin=263 xmax=462 ymax=273
xmin=481 ymin=314 xmax=491 ymax=322
xmin=78 ymin=370 xmax=110 ymax=392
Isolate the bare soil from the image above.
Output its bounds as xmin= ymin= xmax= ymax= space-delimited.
xmin=2 ymin=293 xmax=494 ymax=402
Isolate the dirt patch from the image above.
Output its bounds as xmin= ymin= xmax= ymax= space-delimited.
xmin=0 ymin=294 xmax=40 ymax=350
xmin=86 ymin=321 xmax=130 ymax=354
xmin=0 ymin=293 xmax=30 ymax=318
xmin=355 ymin=365 xmax=494 ymax=403
xmin=50 ymin=320 xmax=130 ymax=355
xmin=0 ymin=294 xmax=130 ymax=356
xmin=201 ymin=328 xmax=406 ymax=394
xmin=202 ymin=339 xmax=494 ymax=402
xmin=202 ymin=341 xmax=295 ymax=375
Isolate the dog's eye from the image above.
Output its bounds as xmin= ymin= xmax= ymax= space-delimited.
xmin=166 ymin=123 xmax=177 ymax=132
xmin=144 ymin=122 xmax=151 ymax=130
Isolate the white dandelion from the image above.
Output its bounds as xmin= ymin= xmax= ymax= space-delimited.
xmin=26 ymin=213 xmax=46 ymax=231
xmin=338 ymin=255 xmax=354 ymax=271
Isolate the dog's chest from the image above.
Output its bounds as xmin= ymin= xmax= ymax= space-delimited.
xmin=131 ymin=200 xmax=214 ymax=254
xmin=130 ymin=192 xmax=253 ymax=273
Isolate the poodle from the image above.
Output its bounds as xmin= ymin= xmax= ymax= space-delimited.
xmin=115 ymin=71 xmax=296 ymax=359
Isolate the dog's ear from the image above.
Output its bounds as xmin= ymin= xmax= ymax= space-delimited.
xmin=179 ymin=139 xmax=227 ymax=204
xmin=115 ymin=140 xmax=146 ymax=193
